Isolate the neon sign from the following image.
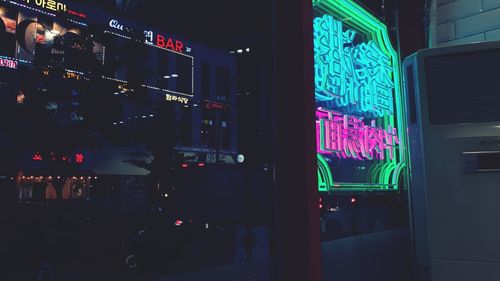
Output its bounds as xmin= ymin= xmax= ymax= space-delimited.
xmin=317 ymin=154 xmax=334 ymax=192
xmin=314 ymin=15 xmax=394 ymax=117
xmin=313 ymin=0 xmax=408 ymax=192
xmin=316 ymin=108 xmax=399 ymax=161
xmin=22 ymin=0 xmax=67 ymax=12
xmin=166 ymin=94 xmax=189 ymax=104
xmin=0 ymin=57 xmax=18 ymax=69
xmin=10 ymin=0 xmax=86 ymax=18
xmin=31 ymin=152 xmax=86 ymax=164
xmin=145 ymin=30 xmax=185 ymax=53
xmin=204 ymin=100 xmax=229 ymax=111
xmin=67 ymin=9 xmax=86 ymax=18
xmin=105 ymin=25 xmax=185 ymax=53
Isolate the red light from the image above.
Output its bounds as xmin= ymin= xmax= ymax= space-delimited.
xmin=319 ymin=204 xmax=323 ymax=209
xmin=350 ymin=197 xmax=357 ymax=204
xmin=67 ymin=10 xmax=87 ymax=18
xmin=197 ymin=163 xmax=205 ymax=167
xmin=175 ymin=220 xmax=183 ymax=226
xmin=75 ymin=153 xmax=84 ymax=164
xmin=181 ymin=163 xmax=189 ymax=168
xmin=205 ymin=101 xmax=225 ymax=110
xmin=33 ymin=152 xmax=43 ymax=161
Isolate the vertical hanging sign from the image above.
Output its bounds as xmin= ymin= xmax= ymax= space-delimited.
xmin=313 ymin=0 xmax=408 ymax=192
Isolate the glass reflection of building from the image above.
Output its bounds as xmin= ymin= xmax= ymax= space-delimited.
xmin=0 ymin=0 xmax=240 ymax=187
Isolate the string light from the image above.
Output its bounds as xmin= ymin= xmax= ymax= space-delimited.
xmin=103 ymin=30 xmax=132 ymax=40
xmin=68 ymin=19 xmax=87 ymax=27
xmin=102 ymin=76 xmax=192 ymax=101
xmin=101 ymin=76 xmax=128 ymax=84
xmin=65 ymin=69 xmax=85 ymax=76
xmin=101 ymin=46 xmax=106 ymax=66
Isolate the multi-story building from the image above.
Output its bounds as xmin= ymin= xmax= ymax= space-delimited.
xmin=0 ymin=0 xmax=239 ymax=181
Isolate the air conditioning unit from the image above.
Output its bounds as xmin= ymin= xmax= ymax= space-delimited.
xmin=404 ymin=40 xmax=500 ymax=281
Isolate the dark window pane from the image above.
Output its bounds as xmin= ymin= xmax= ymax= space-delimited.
xmin=202 ymin=62 xmax=210 ymax=99
xmin=216 ymin=66 xmax=231 ymax=101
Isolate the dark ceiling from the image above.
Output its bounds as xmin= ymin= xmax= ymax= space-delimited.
xmin=122 ymin=0 xmax=273 ymax=49
xmin=73 ymin=0 xmax=423 ymax=53
xmin=123 ymin=0 xmax=397 ymax=48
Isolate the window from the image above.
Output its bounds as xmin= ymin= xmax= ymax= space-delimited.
xmin=201 ymin=103 xmax=216 ymax=148
xmin=216 ymin=66 xmax=231 ymax=101
xmin=202 ymin=62 xmax=210 ymax=99
xmin=181 ymin=106 xmax=192 ymax=146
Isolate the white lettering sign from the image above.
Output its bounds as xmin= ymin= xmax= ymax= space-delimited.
xmin=144 ymin=30 xmax=154 ymax=44
xmin=109 ymin=19 xmax=124 ymax=30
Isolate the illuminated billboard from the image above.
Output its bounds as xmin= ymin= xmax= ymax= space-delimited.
xmin=0 ymin=1 xmax=88 ymax=68
xmin=313 ymin=0 xmax=408 ymax=192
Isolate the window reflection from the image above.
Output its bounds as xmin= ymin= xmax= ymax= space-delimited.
xmin=0 ymin=0 xmax=272 ymax=280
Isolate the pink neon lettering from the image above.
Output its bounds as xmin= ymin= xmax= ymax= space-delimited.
xmin=316 ymin=109 xmax=399 ymax=161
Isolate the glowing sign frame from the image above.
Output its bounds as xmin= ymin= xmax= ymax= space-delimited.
xmin=313 ymin=0 xmax=408 ymax=192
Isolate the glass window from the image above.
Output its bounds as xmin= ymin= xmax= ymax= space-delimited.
xmin=1 ymin=1 xmax=273 ymax=281
xmin=201 ymin=62 xmax=210 ymax=99
xmin=181 ymin=105 xmax=192 ymax=146
xmin=201 ymin=103 xmax=216 ymax=148
xmin=216 ymin=66 xmax=231 ymax=101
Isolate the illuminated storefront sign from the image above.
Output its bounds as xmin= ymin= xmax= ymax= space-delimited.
xmin=22 ymin=0 xmax=67 ymax=12
xmin=203 ymin=100 xmax=230 ymax=111
xmin=166 ymin=94 xmax=189 ymax=104
xmin=144 ymin=30 xmax=185 ymax=53
xmin=314 ymin=15 xmax=394 ymax=117
xmin=63 ymin=70 xmax=83 ymax=80
xmin=7 ymin=0 xmax=86 ymax=18
xmin=67 ymin=9 xmax=85 ymax=18
xmin=109 ymin=19 xmax=124 ymax=31
xmin=104 ymin=21 xmax=185 ymax=53
xmin=0 ymin=57 xmax=18 ymax=69
xmin=313 ymin=0 xmax=408 ymax=192
xmin=32 ymin=152 xmax=86 ymax=164
xmin=316 ymin=108 xmax=399 ymax=161
xmin=102 ymin=20 xmax=193 ymax=98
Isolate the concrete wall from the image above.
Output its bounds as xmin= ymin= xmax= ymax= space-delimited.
xmin=432 ymin=0 xmax=500 ymax=47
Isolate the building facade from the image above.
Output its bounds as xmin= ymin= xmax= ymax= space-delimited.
xmin=0 ymin=0 xmax=239 ymax=179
